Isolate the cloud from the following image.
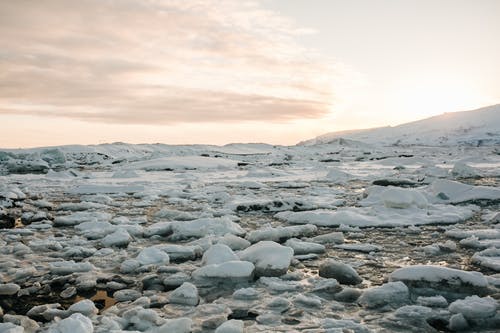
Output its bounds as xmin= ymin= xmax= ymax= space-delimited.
xmin=0 ymin=0 xmax=338 ymax=124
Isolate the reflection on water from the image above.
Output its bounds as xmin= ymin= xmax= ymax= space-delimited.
xmin=75 ymin=290 xmax=117 ymax=311
xmin=14 ymin=218 xmax=24 ymax=228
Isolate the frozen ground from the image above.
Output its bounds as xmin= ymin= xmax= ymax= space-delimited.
xmin=0 ymin=134 xmax=500 ymax=332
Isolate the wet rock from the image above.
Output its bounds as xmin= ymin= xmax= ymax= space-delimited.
xmin=0 ymin=211 xmax=16 ymax=228
xmin=319 ymin=260 xmax=362 ymax=285
xmin=0 ymin=283 xmax=20 ymax=296
xmin=169 ymin=282 xmax=199 ymax=306
xmin=141 ymin=274 xmax=164 ymax=291
xmin=333 ymin=287 xmax=362 ymax=302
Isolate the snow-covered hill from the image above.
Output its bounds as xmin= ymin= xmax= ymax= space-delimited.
xmin=299 ymin=104 xmax=500 ymax=147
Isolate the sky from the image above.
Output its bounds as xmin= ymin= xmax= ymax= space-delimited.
xmin=1 ymin=0 xmax=499 ymax=148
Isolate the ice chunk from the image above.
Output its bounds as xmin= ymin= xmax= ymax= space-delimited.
xmin=472 ymin=248 xmax=500 ymax=271
xmin=192 ymin=261 xmax=255 ymax=280
xmin=49 ymin=313 xmax=93 ymax=333
xmin=285 ymin=238 xmax=325 ymax=255
xmin=128 ymin=156 xmax=238 ymax=171
xmin=238 ymin=241 xmax=293 ymax=277
xmin=169 ymin=282 xmax=199 ymax=306
xmin=217 ymin=234 xmax=251 ymax=250
xmin=215 ymin=319 xmax=244 ymax=333
xmin=101 ymin=228 xmax=131 ymax=247
xmin=430 ymin=179 xmax=500 ymax=204
xmin=170 ymin=217 xmax=245 ymax=240
xmin=358 ymin=281 xmax=409 ymax=309
xmin=201 ymin=244 xmax=238 ymax=265
xmin=49 ymin=261 xmax=94 ymax=275
xmin=0 ymin=283 xmax=20 ymax=296
xmin=451 ymin=162 xmax=481 ymax=178
xmin=136 ymin=247 xmax=170 ymax=266
xmin=449 ymin=295 xmax=497 ymax=320
xmin=54 ymin=212 xmax=112 ymax=227
xmin=389 ymin=265 xmax=491 ymax=298
xmin=246 ymin=224 xmax=317 ymax=243
xmin=67 ymin=300 xmax=98 ymax=317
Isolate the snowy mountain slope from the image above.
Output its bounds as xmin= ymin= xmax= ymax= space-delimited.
xmin=299 ymin=104 xmax=500 ymax=147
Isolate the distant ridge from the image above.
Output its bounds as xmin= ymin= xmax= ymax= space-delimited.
xmin=298 ymin=104 xmax=500 ymax=147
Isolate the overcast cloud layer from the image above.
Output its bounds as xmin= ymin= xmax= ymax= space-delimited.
xmin=0 ymin=0 xmax=338 ymax=124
